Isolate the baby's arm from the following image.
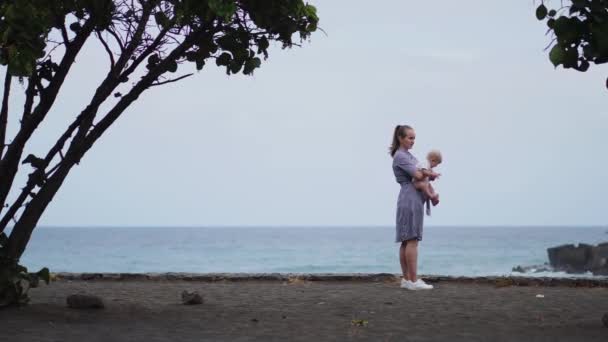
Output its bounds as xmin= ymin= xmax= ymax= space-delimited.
xmin=417 ymin=166 xmax=440 ymax=182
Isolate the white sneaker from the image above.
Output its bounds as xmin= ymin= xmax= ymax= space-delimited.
xmin=401 ymin=278 xmax=433 ymax=290
xmin=412 ymin=279 xmax=434 ymax=290
xmin=400 ymin=278 xmax=414 ymax=289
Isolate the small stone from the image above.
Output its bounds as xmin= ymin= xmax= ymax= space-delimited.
xmin=66 ymin=294 xmax=104 ymax=309
xmin=181 ymin=291 xmax=203 ymax=305
xmin=603 ymin=313 xmax=608 ymax=328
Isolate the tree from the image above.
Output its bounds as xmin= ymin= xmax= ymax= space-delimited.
xmin=0 ymin=0 xmax=319 ymax=306
xmin=536 ymin=0 xmax=608 ymax=89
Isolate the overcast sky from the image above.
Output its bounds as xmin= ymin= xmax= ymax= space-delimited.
xmin=6 ymin=0 xmax=608 ymax=227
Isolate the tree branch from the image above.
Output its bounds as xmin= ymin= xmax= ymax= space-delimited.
xmin=60 ymin=23 xmax=70 ymax=45
xmin=21 ymin=76 xmax=37 ymax=125
xmin=0 ymin=18 xmax=95 ymax=216
xmin=0 ymin=70 xmax=10 ymax=160
xmin=0 ymin=184 xmax=32 ymax=235
xmin=0 ymin=113 xmax=83 ymax=234
xmin=150 ymin=73 xmax=193 ymax=87
xmin=106 ymin=26 xmax=126 ymax=52
xmin=66 ymin=5 xmax=155 ymax=163
xmin=83 ymin=29 xmax=204 ymax=153
xmin=96 ymin=31 xmax=116 ymax=69
xmin=121 ymin=26 xmax=170 ymax=76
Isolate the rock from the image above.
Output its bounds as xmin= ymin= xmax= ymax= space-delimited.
xmin=66 ymin=294 xmax=104 ymax=309
xmin=181 ymin=290 xmax=203 ymax=305
xmin=512 ymin=265 xmax=525 ymax=273
xmin=588 ymin=243 xmax=608 ymax=275
xmin=511 ymin=264 xmax=553 ymax=274
xmin=547 ymin=242 xmax=608 ymax=275
xmin=547 ymin=244 xmax=592 ymax=273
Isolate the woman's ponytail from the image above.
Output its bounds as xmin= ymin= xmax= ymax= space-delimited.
xmin=389 ymin=125 xmax=412 ymax=157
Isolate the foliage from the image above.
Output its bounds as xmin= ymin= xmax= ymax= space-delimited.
xmin=0 ymin=0 xmax=318 ymax=306
xmin=0 ymin=0 xmax=319 ymax=77
xmin=0 ymin=232 xmax=50 ymax=307
xmin=536 ymin=0 xmax=608 ymax=89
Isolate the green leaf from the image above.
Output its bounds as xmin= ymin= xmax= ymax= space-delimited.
xmin=217 ymin=34 xmax=239 ymax=52
xmin=229 ymin=61 xmax=242 ymax=74
xmin=536 ymin=5 xmax=548 ymax=21
xmin=563 ymin=48 xmax=579 ymax=68
xmin=28 ymin=275 xmax=39 ymax=288
xmin=243 ymin=57 xmax=261 ymax=75
xmin=148 ymin=54 xmax=160 ymax=65
xmin=167 ymin=60 xmax=178 ymax=73
xmin=208 ymin=0 xmax=237 ymax=20
xmin=549 ymin=44 xmax=566 ymax=67
xmin=37 ymin=267 xmax=50 ymax=284
xmin=216 ymin=52 xmax=231 ymax=66
xmin=576 ymin=59 xmax=590 ymax=72
xmin=195 ymin=58 xmax=205 ymax=70
xmin=15 ymin=264 xmax=27 ymax=274
xmin=186 ymin=51 xmax=197 ymax=62
xmin=69 ymin=22 xmax=81 ymax=32
xmin=351 ymin=319 xmax=368 ymax=327
xmin=252 ymin=57 xmax=261 ymax=68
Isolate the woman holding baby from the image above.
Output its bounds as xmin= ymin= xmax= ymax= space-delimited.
xmin=390 ymin=125 xmax=441 ymax=291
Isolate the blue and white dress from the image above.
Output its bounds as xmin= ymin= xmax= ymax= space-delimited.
xmin=392 ymin=148 xmax=425 ymax=242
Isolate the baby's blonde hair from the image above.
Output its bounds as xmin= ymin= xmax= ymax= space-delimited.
xmin=427 ymin=150 xmax=442 ymax=164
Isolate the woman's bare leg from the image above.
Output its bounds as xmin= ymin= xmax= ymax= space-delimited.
xmin=405 ymin=240 xmax=419 ymax=282
xmin=399 ymin=242 xmax=409 ymax=281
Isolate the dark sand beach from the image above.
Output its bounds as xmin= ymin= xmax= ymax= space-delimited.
xmin=2 ymin=274 xmax=607 ymax=342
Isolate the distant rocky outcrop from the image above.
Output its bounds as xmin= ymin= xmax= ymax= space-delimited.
xmin=547 ymin=242 xmax=608 ymax=275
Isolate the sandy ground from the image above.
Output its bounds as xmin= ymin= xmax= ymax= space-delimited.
xmin=1 ymin=278 xmax=607 ymax=342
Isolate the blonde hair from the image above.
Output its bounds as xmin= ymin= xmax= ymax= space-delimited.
xmin=427 ymin=150 xmax=442 ymax=164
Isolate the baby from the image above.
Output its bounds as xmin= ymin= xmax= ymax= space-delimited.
xmin=414 ymin=150 xmax=442 ymax=215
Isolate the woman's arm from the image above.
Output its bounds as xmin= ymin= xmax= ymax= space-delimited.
xmin=396 ymin=153 xmax=435 ymax=181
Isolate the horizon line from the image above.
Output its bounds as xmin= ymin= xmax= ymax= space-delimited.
xmin=28 ymin=224 xmax=608 ymax=229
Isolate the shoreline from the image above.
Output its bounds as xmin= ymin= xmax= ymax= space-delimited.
xmin=52 ymin=272 xmax=608 ymax=287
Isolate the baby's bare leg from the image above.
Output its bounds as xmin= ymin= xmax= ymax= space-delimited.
xmin=415 ymin=180 xmax=434 ymax=199
xmin=413 ymin=180 xmax=426 ymax=191
xmin=427 ymin=182 xmax=440 ymax=205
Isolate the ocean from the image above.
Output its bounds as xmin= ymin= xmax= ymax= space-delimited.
xmin=17 ymin=226 xmax=608 ymax=277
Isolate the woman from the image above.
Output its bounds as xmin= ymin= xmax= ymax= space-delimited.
xmin=390 ymin=125 xmax=437 ymax=290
